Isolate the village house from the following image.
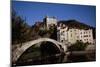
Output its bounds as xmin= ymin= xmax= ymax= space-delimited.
xmin=57 ymin=23 xmax=93 ymax=44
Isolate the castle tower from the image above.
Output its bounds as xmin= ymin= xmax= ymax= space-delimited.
xmin=43 ymin=16 xmax=57 ymax=30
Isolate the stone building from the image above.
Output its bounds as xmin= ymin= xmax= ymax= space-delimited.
xmin=57 ymin=23 xmax=93 ymax=44
xmin=43 ymin=16 xmax=57 ymax=30
xmin=79 ymin=29 xmax=93 ymax=43
xmin=57 ymin=23 xmax=68 ymax=44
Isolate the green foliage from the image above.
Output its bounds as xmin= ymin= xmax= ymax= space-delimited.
xmin=12 ymin=10 xmax=31 ymax=44
xmin=49 ymin=26 xmax=57 ymax=40
xmin=68 ymin=41 xmax=88 ymax=51
xmin=38 ymin=29 xmax=48 ymax=36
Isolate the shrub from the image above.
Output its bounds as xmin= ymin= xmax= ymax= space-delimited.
xmin=68 ymin=41 xmax=88 ymax=51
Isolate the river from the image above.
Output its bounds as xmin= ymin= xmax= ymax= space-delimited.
xmin=14 ymin=51 xmax=95 ymax=66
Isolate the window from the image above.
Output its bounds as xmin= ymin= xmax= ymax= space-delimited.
xmin=71 ymin=34 xmax=72 ymax=37
xmin=89 ymin=35 xmax=91 ymax=37
xmin=61 ymin=40 xmax=63 ymax=42
xmin=89 ymin=31 xmax=91 ymax=33
xmin=61 ymin=31 xmax=64 ymax=36
xmin=63 ymin=38 xmax=65 ymax=40
xmin=74 ymin=29 xmax=76 ymax=31
xmin=81 ymin=36 xmax=82 ymax=38
xmin=77 ymin=36 xmax=79 ymax=38
xmin=84 ymin=35 xmax=88 ymax=37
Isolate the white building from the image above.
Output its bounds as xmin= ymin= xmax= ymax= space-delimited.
xmin=57 ymin=23 xmax=93 ymax=44
xmin=79 ymin=29 xmax=93 ymax=43
xmin=67 ymin=29 xmax=80 ymax=44
xmin=43 ymin=16 xmax=57 ymax=30
xmin=57 ymin=23 xmax=68 ymax=44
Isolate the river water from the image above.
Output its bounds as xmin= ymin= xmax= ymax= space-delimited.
xmin=15 ymin=51 xmax=95 ymax=66
xmin=13 ymin=43 xmax=96 ymax=66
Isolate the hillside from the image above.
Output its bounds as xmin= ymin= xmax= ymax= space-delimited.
xmin=58 ymin=20 xmax=95 ymax=29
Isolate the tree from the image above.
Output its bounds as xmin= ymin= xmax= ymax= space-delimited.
xmin=68 ymin=41 xmax=88 ymax=51
xmin=49 ymin=25 xmax=57 ymax=40
xmin=12 ymin=10 xmax=31 ymax=45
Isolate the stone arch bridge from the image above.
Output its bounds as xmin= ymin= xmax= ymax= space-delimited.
xmin=12 ymin=38 xmax=67 ymax=63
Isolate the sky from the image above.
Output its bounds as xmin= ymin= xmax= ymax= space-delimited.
xmin=12 ymin=1 xmax=96 ymax=27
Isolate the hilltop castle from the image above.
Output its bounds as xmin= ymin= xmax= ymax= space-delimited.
xmin=43 ymin=16 xmax=57 ymax=30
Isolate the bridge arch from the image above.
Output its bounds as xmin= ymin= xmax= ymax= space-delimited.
xmin=12 ymin=38 xmax=67 ymax=63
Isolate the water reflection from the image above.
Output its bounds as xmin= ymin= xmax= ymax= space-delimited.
xmin=14 ymin=43 xmax=96 ymax=66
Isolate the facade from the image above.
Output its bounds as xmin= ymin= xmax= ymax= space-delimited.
xmin=57 ymin=23 xmax=93 ymax=44
xmin=67 ymin=29 xmax=80 ymax=44
xmin=43 ymin=16 xmax=57 ymax=30
xmin=57 ymin=24 xmax=68 ymax=44
xmin=79 ymin=29 xmax=93 ymax=43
